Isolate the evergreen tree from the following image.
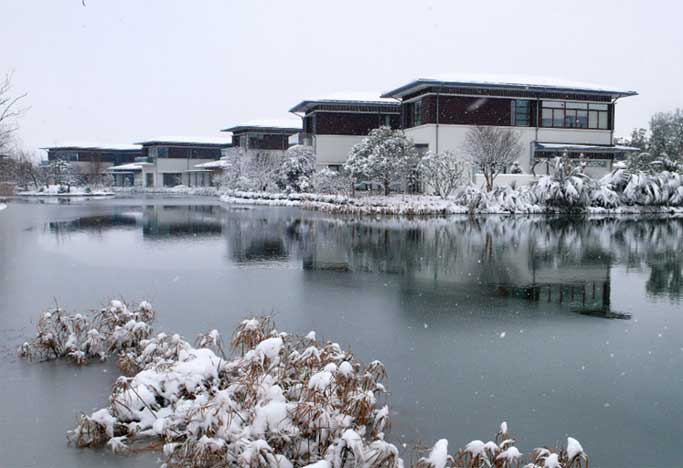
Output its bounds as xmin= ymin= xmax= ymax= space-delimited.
xmin=345 ymin=127 xmax=418 ymax=196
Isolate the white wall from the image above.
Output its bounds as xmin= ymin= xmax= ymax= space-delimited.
xmin=405 ymin=124 xmax=612 ymax=173
xmin=314 ymin=135 xmax=366 ymax=166
xmin=141 ymin=158 xmax=217 ymax=188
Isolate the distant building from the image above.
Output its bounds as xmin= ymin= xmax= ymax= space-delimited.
xmin=380 ymin=74 xmax=639 ymax=177
xmin=42 ymin=144 xmax=143 ymax=183
xmin=289 ymin=94 xmax=400 ymax=169
xmin=221 ymin=120 xmax=301 ymax=162
xmin=132 ymin=137 xmax=232 ymax=188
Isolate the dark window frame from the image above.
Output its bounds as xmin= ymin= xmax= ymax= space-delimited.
xmin=511 ymin=99 xmax=531 ymax=126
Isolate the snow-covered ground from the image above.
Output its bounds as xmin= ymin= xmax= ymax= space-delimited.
xmin=16 ymin=185 xmax=114 ymax=197
xmin=0 ymin=203 xmax=7 ymax=211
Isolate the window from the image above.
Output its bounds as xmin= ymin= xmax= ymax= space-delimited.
xmin=383 ymin=114 xmax=392 ymax=127
xmin=511 ymin=100 xmax=530 ymax=126
xmin=541 ymin=100 xmax=609 ymax=129
xmin=162 ymin=173 xmax=182 ymax=187
xmin=145 ymin=173 xmax=154 ymax=187
xmin=158 ymin=147 xmax=169 ymax=158
xmin=414 ymin=100 xmax=422 ymax=126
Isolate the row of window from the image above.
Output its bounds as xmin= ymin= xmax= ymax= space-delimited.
xmin=408 ymin=98 xmax=611 ymax=130
xmin=541 ymin=101 xmax=609 ymax=129
xmin=148 ymin=147 xmax=221 ymax=159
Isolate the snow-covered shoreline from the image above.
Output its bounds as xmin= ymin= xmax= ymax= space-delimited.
xmin=0 ymin=203 xmax=7 ymax=211
xmin=112 ymin=185 xmax=219 ymax=196
xmin=15 ymin=185 xmax=114 ymax=198
xmin=220 ymin=190 xmax=683 ymax=216
xmin=15 ymin=192 xmax=115 ymax=198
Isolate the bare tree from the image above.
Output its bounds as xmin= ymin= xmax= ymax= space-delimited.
xmin=462 ymin=126 xmax=522 ymax=191
xmin=0 ymin=72 xmax=28 ymax=153
xmin=12 ymin=149 xmax=42 ymax=190
xmin=418 ymin=150 xmax=466 ymax=199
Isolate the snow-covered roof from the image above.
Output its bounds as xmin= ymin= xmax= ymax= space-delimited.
xmin=222 ymin=118 xmax=301 ymax=133
xmin=41 ymin=142 xmax=142 ymax=151
xmin=135 ymin=136 xmax=233 ymax=147
xmin=290 ymin=91 xmax=399 ymax=113
xmin=381 ymin=73 xmax=638 ymax=99
xmin=535 ymin=143 xmax=641 ymax=152
xmin=194 ymin=159 xmax=229 ymax=169
xmin=107 ymin=162 xmax=148 ymax=171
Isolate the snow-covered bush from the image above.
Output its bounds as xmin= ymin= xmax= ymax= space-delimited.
xmin=19 ymin=300 xmax=154 ymax=366
xmin=531 ymin=156 xmax=594 ymax=210
xmin=313 ymin=168 xmax=352 ymax=195
xmin=418 ymin=150 xmax=466 ymax=199
xmin=452 ymin=185 xmax=489 ymax=212
xmin=509 ymin=161 xmax=523 ymax=174
xmin=18 ymin=301 xmax=596 ymax=467
xmin=345 ymin=126 xmax=419 ymax=196
xmin=277 ymin=145 xmax=316 ymax=193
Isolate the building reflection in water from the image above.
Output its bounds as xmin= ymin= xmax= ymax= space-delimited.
xmin=48 ymin=205 xmax=224 ymax=240
xmin=300 ymin=216 xmax=683 ymax=318
xmin=47 ymin=206 xmax=683 ymax=312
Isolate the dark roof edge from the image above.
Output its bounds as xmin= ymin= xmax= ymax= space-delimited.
xmin=134 ymin=141 xmax=233 ymax=147
xmin=220 ymin=126 xmax=301 ymax=133
xmin=40 ymin=146 xmax=142 ymax=151
xmin=380 ymin=79 xmax=638 ymax=99
xmin=289 ymin=99 xmax=400 ymax=113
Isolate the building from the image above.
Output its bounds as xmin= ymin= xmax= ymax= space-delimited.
xmin=380 ymin=74 xmax=639 ymax=177
xmin=42 ymin=143 xmax=143 ymax=183
xmin=221 ymin=120 xmax=301 ymax=162
xmin=133 ymin=137 xmax=232 ymax=188
xmin=289 ymin=93 xmax=401 ymax=169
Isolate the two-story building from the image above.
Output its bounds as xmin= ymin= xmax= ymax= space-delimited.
xmin=289 ymin=93 xmax=401 ymax=169
xmin=380 ymin=74 xmax=638 ymax=177
xmin=42 ymin=143 xmax=143 ymax=183
xmin=221 ymin=120 xmax=301 ymax=162
xmin=132 ymin=137 xmax=232 ymax=188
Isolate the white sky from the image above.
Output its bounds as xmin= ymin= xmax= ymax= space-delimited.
xmin=2 ymin=0 xmax=682 ymax=156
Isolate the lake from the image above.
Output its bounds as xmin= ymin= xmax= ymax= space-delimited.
xmin=0 ymin=197 xmax=681 ymax=468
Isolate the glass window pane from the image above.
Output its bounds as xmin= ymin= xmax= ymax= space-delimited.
xmin=576 ymin=110 xmax=588 ymax=128
xmin=589 ymin=111 xmax=598 ymax=128
xmin=542 ymin=109 xmax=553 ymax=126
xmin=543 ymin=101 xmax=565 ymax=108
xmin=598 ymin=112 xmax=608 ymax=129
xmin=564 ymin=110 xmax=577 ymax=127
xmin=512 ymin=99 xmax=530 ymax=126
xmin=589 ymin=103 xmax=608 ymax=110
xmin=553 ymin=109 xmax=564 ymax=127
xmin=566 ymin=102 xmax=588 ymax=109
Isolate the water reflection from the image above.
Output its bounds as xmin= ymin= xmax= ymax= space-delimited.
xmin=7 ymin=202 xmax=682 ymax=468
xmin=48 ymin=205 xmax=224 ymax=240
xmin=44 ymin=207 xmax=683 ymax=308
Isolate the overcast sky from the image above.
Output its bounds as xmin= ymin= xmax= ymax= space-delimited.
xmin=2 ymin=0 xmax=682 ymax=156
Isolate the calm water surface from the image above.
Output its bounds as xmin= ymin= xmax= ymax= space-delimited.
xmin=0 ymin=197 xmax=682 ymax=468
